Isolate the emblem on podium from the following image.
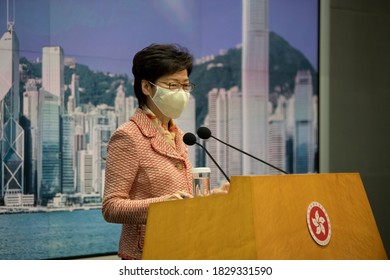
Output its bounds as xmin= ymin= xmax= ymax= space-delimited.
xmin=307 ymin=201 xmax=331 ymax=246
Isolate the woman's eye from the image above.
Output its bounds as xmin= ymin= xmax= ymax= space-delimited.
xmin=169 ymin=83 xmax=180 ymax=89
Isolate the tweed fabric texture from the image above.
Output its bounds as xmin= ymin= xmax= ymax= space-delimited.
xmin=102 ymin=108 xmax=193 ymax=260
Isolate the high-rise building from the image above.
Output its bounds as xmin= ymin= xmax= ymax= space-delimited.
xmin=174 ymin=94 xmax=196 ymax=166
xmin=294 ymin=70 xmax=315 ymax=173
xmin=67 ymin=73 xmax=80 ymax=113
xmin=268 ymin=96 xmax=287 ymax=174
xmin=114 ymin=83 xmax=126 ymax=126
xmin=87 ymin=105 xmax=116 ymax=194
xmin=61 ymin=114 xmax=75 ymax=193
xmin=73 ymin=110 xmax=87 ymax=156
xmin=242 ymin=0 xmax=269 ymax=175
xmin=37 ymin=89 xmax=61 ymax=204
xmin=206 ymin=88 xmax=219 ymax=186
xmin=73 ymin=73 xmax=80 ymax=108
xmin=36 ymin=46 xmax=64 ymax=205
xmin=284 ymin=95 xmax=295 ymax=173
xmin=0 ymin=21 xmax=25 ymax=201
xmin=206 ymin=87 xmax=242 ymax=187
xmin=23 ymin=79 xmax=39 ymax=195
xmin=226 ymin=87 xmax=242 ymax=178
xmin=76 ymin=150 xmax=93 ymax=194
xmin=125 ymin=95 xmax=138 ymax=122
xmin=42 ymin=46 xmax=64 ymax=114
xmin=215 ymin=89 xmax=228 ymax=184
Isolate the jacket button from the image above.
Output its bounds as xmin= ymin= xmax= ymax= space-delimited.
xmin=175 ymin=162 xmax=183 ymax=170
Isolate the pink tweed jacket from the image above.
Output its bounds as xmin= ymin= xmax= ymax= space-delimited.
xmin=102 ymin=108 xmax=193 ymax=260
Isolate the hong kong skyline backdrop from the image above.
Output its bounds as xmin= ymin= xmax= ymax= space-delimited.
xmin=0 ymin=0 xmax=318 ymax=76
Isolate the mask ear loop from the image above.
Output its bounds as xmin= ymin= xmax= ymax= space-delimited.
xmin=139 ymin=79 xmax=150 ymax=95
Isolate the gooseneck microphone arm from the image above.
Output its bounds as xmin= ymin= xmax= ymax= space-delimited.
xmin=197 ymin=127 xmax=289 ymax=175
xmin=183 ymin=133 xmax=230 ymax=183
xmin=212 ymin=135 xmax=288 ymax=174
xmin=195 ymin=142 xmax=230 ymax=183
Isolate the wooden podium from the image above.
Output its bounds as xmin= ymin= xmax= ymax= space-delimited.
xmin=142 ymin=173 xmax=387 ymax=259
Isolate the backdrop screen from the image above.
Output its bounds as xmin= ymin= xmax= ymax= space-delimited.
xmin=0 ymin=0 xmax=318 ymax=259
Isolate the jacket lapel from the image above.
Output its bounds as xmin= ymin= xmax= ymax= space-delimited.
xmin=131 ymin=108 xmax=186 ymax=160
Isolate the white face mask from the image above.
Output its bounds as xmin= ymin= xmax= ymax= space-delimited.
xmin=150 ymin=84 xmax=190 ymax=119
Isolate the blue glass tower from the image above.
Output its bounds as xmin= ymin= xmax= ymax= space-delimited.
xmin=37 ymin=90 xmax=60 ymax=204
xmin=61 ymin=114 xmax=75 ymax=194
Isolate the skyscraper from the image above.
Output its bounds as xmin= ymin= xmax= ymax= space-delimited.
xmin=268 ymin=96 xmax=287 ymax=174
xmin=67 ymin=73 xmax=80 ymax=114
xmin=174 ymin=94 xmax=196 ymax=166
xmin=114 ymin=83 xmax=126 ymax=127
xmin=206 ymin=88 xmax=219 ymax=186
xmin=242 ymin=0 xmax=269 ymax=175
xmin=42 ymin=46 xmax=64 ymax=114
xmin=23 ymin=79 xmax=39 ymax=195
xmin=125 ymin=95 xmax=138 ymax=122
xmin=226 ymin=87 xmax=242 ymax=178
xmin=206 ymin=87 xmax=242 ymax=187
xmin=61 ymin=114 xmax=75 ymax=193
xmin=87 ymin=105 xmax=116 ymax=194
xmin=36 ymin=46 xmax=65 ymax=205
xmin=0 ymin=19 xmax=25 ymax=202
xmin=294 ymin=70 xmax=315 ymax=173
xmin=37 ymin=88 xmax=61 ymax=204
xmin=76 ymin=150 xmax=93 ymax=194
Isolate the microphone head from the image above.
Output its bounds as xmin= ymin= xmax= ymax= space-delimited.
xmin=197 ymin=127 xmax=212 ymax=140
xmin=183 ymin=132 xmax=197 ymax=146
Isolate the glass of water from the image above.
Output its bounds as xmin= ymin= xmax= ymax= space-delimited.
xmin=191 ymin=167 xmax=211 ymax=197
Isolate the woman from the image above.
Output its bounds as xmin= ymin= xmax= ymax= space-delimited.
xmin=102 ymin=43 xmax=195 ymax=260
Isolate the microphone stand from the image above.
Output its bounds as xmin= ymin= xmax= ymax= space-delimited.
xmin=211 ymin=136 xmax=289 ymax=175
xmin=195 ymin=142 xmax=230 ymax=183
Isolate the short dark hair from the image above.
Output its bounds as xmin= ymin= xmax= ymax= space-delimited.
xmin=132 ymin=43 xmax=193 ymax=108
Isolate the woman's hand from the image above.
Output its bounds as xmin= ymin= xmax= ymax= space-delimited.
xmin=167 ymin=191 xmax=194 ymax=200
xmin=211 ymin=181 xmax=230 ymax=195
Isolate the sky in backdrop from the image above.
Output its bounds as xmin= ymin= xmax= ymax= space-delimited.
xmin=0 ymin=0 xmax=318 ymax=76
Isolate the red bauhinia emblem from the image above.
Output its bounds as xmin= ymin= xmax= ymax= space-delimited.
xmin=306 ymin=201 xmax=331 ymax=246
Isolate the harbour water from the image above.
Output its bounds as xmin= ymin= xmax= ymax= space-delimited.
xmin=0 ymin=209 xmax=121 ymax=260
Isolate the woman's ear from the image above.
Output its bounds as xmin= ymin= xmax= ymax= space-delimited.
xmin=141 ymin=80 xmax=152 ymax=96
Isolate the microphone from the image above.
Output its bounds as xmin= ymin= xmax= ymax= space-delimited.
xmin=197 ymin=127 xmax=289 ymax=174
xmin=183 ymin=132 xmax=230 ymax=182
